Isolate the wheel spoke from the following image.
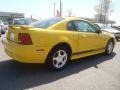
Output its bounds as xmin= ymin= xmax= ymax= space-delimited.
xmin=52 ymin=49 xmax=68 ymax=69
xmin=53 ymin=60 xmax=59 ymax=68
xmin=53 ymin=57 xmax=58 ymax=61
xmin=61 ymin=60 xmax=66 ymax=65
xmin=58 ymin=51 xmax=62 ymax=57
xmin=61 ymin=54 xmax=67 ymax=59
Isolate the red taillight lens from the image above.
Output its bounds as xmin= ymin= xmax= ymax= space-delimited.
xmin=18 ymin=33 xmax=32 ymax=45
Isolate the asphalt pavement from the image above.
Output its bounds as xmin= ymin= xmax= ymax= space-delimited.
xmin=0 ymin=35 xmax=120 ymax=90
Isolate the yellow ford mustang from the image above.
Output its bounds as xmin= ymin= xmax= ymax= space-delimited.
xmin=2 ymin=17 xmax=116 ymax=70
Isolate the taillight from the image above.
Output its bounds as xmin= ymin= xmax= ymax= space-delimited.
xmin=18 ymin=33 xmax=32 ymax=45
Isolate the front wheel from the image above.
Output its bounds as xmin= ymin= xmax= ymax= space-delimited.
xmin=116 ymin=38 xmax=119 ymax=41
xmin=105 ymin=40 xmax=114 ymax=55
xmin=46 ymin=46 xmax=70 ymax=70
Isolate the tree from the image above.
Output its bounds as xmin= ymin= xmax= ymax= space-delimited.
xmin=66 ymin=8 xmax=73 ymax=17
xmin=95 ymin=0 xmax=114 ymax=23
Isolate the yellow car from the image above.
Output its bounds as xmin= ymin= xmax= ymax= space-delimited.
xmin=2 ymin=17 xmax=116 ymax=70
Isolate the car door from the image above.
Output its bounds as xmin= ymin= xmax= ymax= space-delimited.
xmin=74 ymin=20 xmax=104 ymax=52
xmin=73 ymin=20 xmax=105 ymax=52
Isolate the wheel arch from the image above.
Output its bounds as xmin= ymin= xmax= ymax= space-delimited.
xmin=108 ymin=38 xmax=115 ymax=47
xmin=45 ymin=42 xmax=72 ymax=63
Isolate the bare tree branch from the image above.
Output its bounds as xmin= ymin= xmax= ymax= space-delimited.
xmin=66 ymin=8 xmax=73 ymax=17
xmin=95 ymin=0 xmax=114 ymax=23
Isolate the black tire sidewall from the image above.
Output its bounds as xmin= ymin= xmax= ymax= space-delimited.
xmin=105 ymin=40 xmax=114 ymax=55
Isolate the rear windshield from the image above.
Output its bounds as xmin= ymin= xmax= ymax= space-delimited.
xmin=13 ymin=18 xmax=33 ymax=25
xmin=32 ymin=17 xmax=64 ymax=29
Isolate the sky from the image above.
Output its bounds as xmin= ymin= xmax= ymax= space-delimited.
xmin=0 ymin=0 xmax=120 ymax=25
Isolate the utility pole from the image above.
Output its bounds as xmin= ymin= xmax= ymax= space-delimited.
xmin=60 ymin=0 xmax=62 ymax=17
xmin=54 ymin=2 xmax=56 ymax=16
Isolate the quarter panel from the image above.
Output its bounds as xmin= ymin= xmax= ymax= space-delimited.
xmin=29 ymin=29 xmax=79 ymax=54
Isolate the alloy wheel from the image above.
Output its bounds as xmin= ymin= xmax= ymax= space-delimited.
xmin=52 ymin=50 xmax=68 ymax=69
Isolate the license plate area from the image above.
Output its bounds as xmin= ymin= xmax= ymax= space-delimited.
xmin=10 ymin=32 xmax=15 ymax=41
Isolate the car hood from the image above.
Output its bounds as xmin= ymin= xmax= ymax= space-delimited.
xmin=102 ymin=29 xmax=120 ymax=33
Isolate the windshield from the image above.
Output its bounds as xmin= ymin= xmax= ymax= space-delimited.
xmin=32 ymin=17 xmax=64 ymax=29
xmin=13 ymin=18 xmax=32 ymax=25
xmin=97 ymin=24 xmax=113 ymax=29
xmin=101 ymin=25 xmax=112 ymax=29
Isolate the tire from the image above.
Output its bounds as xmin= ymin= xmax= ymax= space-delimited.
xmin=1 ymin=30 xmax=5 ymax=34
xmin=46 ymin=46 xmax=70 ymax=70
xmin=105 ymin=40 xmax=114 ymax=55
xmin=116 ymin=38 xmax=119 ymax=41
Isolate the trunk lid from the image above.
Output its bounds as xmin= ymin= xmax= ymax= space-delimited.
xmin=7 ymin=25 xmax=32 ymax=43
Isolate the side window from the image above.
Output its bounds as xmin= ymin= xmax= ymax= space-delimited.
xmin=67 ymin=21 xmax=76 ymax=31
xmin=74 ymin=21 xmax=96 ymax=32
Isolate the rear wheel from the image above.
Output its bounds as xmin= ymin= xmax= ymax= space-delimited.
xmin=105 ymin=40 xmax=114 ymax=55
xmin=46 ymin=46 xmax=70 ymax=70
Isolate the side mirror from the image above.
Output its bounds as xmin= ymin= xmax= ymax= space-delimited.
xmin=95 ymin=30 xmax=102 ymax=34
xmin=94 ymin=24 xmax=101 ymax=30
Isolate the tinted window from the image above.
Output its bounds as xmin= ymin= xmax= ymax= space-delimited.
xmin=67 ymin=21 xmax=76 ymax=31
xmin=74 ymin=21 xmax=96 ymax=32
xmin=13 ymin=18 xmax=32 ymax=25
xmin=32 ymin=17 xmax=64 ymax=29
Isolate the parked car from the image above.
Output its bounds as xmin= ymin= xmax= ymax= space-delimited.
xmin=2 ymin=17 xmax=116 ymax=70
xmin=13 ymin=18 xmax=35 ymax=25
xmin=112 ymin=25 xmax=120 ymax=30
xmin=0 ymin=20 xmax=8 ymax=34
xmin=4 ymin=22 xmax=9 ymax=30
xmin=0 ymin=26 xmax=1 ymax=37
xmin=94 ymin=23 xmax=120 ymax=41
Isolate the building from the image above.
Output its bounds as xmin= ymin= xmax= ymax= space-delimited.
xmin=0 ymin=12 xmax=24 ymax=24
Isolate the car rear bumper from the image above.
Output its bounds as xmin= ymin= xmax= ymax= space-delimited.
xmin=2 ymin=38 xmax=49 ymax=63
